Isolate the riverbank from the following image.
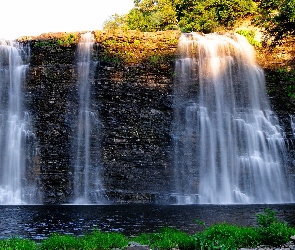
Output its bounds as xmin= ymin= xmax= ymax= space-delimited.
xmin=240 ymin=237 xmax=295 ymax=250
xmin=1 ymin=208 xmax=295 ymax=250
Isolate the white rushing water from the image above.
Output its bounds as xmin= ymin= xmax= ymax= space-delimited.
xmin=73 ymin=33 xmax=105 ymax=204
xmin=291 ymin=115 xmax=295 ymax=137
xmin=0 ymin=40 xmax=36 ymax=204
xmin=172 ymin=33 xmax=294 ymax=204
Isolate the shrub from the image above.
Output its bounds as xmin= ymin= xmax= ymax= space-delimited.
xmin=38 ymin=233 xmax=81 ymax=250
xmin=256 ymin=208 xmax=295 ymax=246
xmin=0 ymin=238 xmax=36 ymax=250
xmin=133 ymin=227 xmax=195 ymax=249
xmin=57 ymin=33 xmax=78 ymax=47
xmin=236 ymin=30 xmax=262 ymax=47
xmin=81 ymin=230 xmax=128 ymax=250
xmin=192 ymin=223 xmax=259 ymax=250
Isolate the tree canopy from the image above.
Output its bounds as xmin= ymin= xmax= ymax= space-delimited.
xmin=126 ymin=0 xmax=178 ymax=31
xmin=255 ymin=0 xmax=295 ymax=44
xmin=103 ymin=0 xmax=295 ymax=42
xmin=175 ymin=0 xmax=255 ymax=33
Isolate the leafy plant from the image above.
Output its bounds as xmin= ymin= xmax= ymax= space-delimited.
xmin=103 ymin=14 xmax=128 ymax=31
xmin=0 ymin=238 xmax=36 ymax=250
xmin=38 ymin=233 xmax=81 ymax=250
xmin=126 ymin=0 xmax=178 ymax=32
xmin=193 ymin=223 xmax=259 ymax=250
xmin=256 ymin=208 xmax=295 ymax=246
xmin=176 ymin=0 xmax=255 ymax=33
xmin=133 ymin=227 xmax=195 ymax=249
xmin=236 ymin=30 xmax=262 ymax=47
xmin=81 ymin=230 xmax=128 ymax=250
xmin=278 ymin=68 xmax=295 ymax=100
xmin=254 ymin=0 xmax=295 ymax=44
xmin=33 ymin=40 xmax=57 ymax=48
xmin=57 ymin=33 xmax=78 ymax=47
xmin=287 ymin=85 xmax=295 ymax=99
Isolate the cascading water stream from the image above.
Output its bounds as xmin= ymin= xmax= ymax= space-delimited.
xmin=0 ymin=40 xmax=37 ymax=204
xmin=73 ymin=33 xmax=105 ymax=204
xmin=291 ymin=115 xmax=295 ymax=137
xmin=172 ymin=33 xmax=294 ymax=204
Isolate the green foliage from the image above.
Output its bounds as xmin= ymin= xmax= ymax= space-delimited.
xmin=287 ymin=85 xmax=295 ymax=99
xmin=255 ymin=0 xmax=295 ymax=44
xmin=57 ymin=33 xmax=78 ymax=47
xmin=103 ymin=14 xmax=128 ymax=31
xmin=0 ymin=238 xmax=36 ymax=250
xmin=256 ymin=208 xmax=278 ymax=228
xmin=193 ymin=223 xmax=259 ymax=250
xmin=256 ymin=208 xmax=295 ymax=246
xmin=133 ymin=227 xmax=195 ymax=249
xmin=192 ymin=209 xmax=295 ymax=249
xmin=81 ymin=230 xmax=128 ymax=250
xmin=104 ymin=0 xmax=295 ymax=41
xmin=38 ymin=233 xmax=81 ymax=250
xmin=236 ymin=30 xmax=262 ymax=47
xmin=268 ymin=67 xmax=295 ymax=100
xmin=38 ymin=231 xmax=128 ymax=250
xmin=149 ymin=54 xmax=172 ymax=69
xmin=177 ymin=0 xmax=255 ymax=33
xmin=126 ymin=0 xmax=178 ymax=32
xmin=121 ymin=0 xmax=255 ymax=33
xmin=33 ymin=40 xmax=57 ymax=48
xmin=176 ymin=0 xmax=219 ymax=33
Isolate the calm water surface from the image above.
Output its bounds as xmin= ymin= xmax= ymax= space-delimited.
xmin=1 ymin=204 xmax=295 ymax=240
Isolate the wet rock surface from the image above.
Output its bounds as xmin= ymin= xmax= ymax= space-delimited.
xmin=25 ymin=31 xmax=177 ymax=204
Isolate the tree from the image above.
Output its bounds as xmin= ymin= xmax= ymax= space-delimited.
xmin=104 ymin=0 xmax=256 ymax=33
xmin=126 ymin=0 xmax=178 ymax=31
xmin=175 ymin=0 xmax=255 ymax=33
xmin=103 ymin=14 xmax=128 ymax=30
xmin=176 ymin=0 xmax=218 ymax=33
xmin=255 ymin=0 xmax=295 ymax=44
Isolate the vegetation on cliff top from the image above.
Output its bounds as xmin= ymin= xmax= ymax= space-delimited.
xmin=103 ymin=0 xmax=295 ymax=44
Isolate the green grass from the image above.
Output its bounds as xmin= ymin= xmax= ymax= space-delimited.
xmin=193 ymin=223 xmax=259 ymax=249
xmin=132 ymin=227 xmax=195 ymax=249
xmin=38 ymin=231 xmax=128 ymax=250
xmin=1 ymin=209 xmax=295 ymax=249
xmin=81 ymin=230 xmax=128 ymax=250
xmin=0 ymin=237 xmax=36 ymax=250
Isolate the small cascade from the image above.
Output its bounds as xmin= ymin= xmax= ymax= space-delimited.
xmin=172 ymin=33 xmax=294 ymax=204
xmin=291 ymin=115 xmax=295 ymax=137
xmin=0 ymin=40 xmax=37 ymax=204
xmin=73 ymin=33 xmax=105 ymax=204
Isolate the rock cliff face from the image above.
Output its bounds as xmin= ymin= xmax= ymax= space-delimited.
xmin=19 ymin=30 xmax=295 ymax=204
xmin=22 ymin=31 xmax=179 ymax=203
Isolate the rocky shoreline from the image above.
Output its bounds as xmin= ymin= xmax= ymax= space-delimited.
xmin=124 ymin=237 xmax=295 ymax=250
xmin=240 ymin=236 xmax=295 ymax=250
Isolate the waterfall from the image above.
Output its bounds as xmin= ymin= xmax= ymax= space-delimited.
xmin=172 ymin=33 xmax=294 ymax=204
xmin=73 ymin=33 xmax=105 ymax=204
xmin=0 ymin=40 xmax=37 ymax=204
xmin=291 ymin=115 xmax=295 ymax=137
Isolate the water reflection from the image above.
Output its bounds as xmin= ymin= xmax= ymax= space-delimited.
xmin=1 ymin=204 xmax=295 ymax=240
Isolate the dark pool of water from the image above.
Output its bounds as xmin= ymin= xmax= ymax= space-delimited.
xmin=1 ymin=204 xmax=295 ymax=240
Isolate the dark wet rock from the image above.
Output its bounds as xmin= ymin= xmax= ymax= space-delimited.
xmin=125 ymin=242 xmax=150 ymax=250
